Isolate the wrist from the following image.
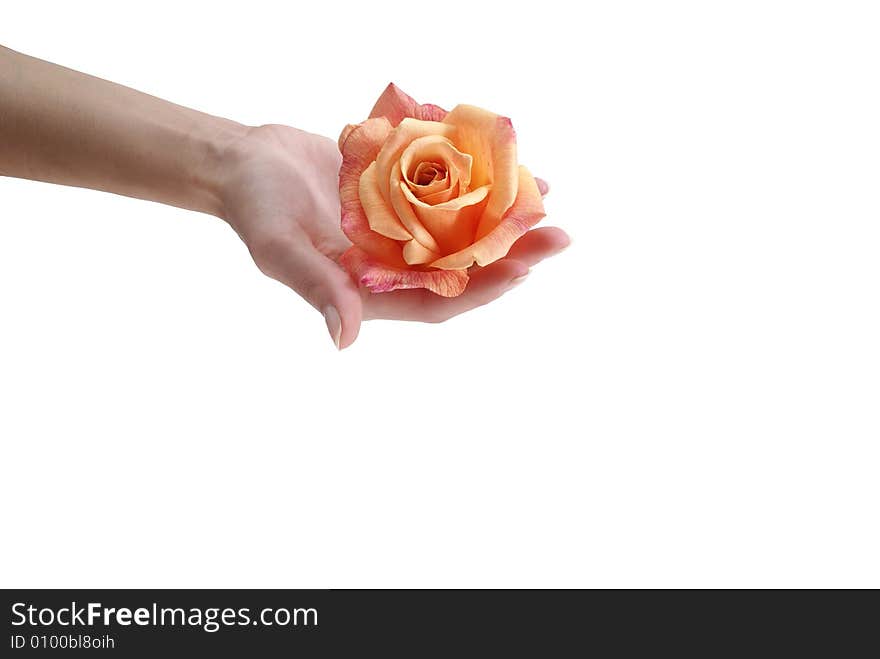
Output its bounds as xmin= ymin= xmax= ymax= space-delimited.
xmin=189 ymin=116 xmax=253 ymax=218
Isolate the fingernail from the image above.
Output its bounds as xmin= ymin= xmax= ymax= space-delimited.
xmin=323 ymin=306 xmax=342 ymax=350
xmin=507 ymin=273 xmax=530 ymax=290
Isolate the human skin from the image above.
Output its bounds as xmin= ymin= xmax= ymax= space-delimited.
xmin=0 ymin=46 xmax=570 ymax=348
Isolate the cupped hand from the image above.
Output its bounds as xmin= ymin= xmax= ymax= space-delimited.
xmin=220 ymin=124 xmax=570 ymax=349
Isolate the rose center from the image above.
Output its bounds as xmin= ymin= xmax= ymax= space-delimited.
xmin=412 ymin=161 xmax=447 ymax=186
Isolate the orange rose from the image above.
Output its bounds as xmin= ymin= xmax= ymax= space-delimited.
xmin=338 ymin=84 xmax=546 ymax=297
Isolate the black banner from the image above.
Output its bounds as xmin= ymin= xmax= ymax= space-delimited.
xmin=1 ymin=589 xmax=873 ymax=655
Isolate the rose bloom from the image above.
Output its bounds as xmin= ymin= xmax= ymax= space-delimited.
xmin=338 ymin=84 xmax=547 ymax=297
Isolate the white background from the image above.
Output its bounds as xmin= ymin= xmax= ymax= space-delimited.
xmin=1 ymin=1 xmax=878 ymax=588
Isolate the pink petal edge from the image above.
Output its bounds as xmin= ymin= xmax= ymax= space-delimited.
xmin=369 ymin=83 xmax=448 ymax=126
xmin=340 ymin=247 xmax=469 ymax=298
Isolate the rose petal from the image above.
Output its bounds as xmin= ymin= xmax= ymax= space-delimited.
xmin=359 ymin=161 xmax=412 ymax=241
xmin=430 ymin=167 xmax=545 ymax=270
xmin=417 ymin=181 xmax=460 ymax=206
xmin=443 ymin=105 xmax=519 ymax=240
xmin=338 ymin=118 xmax=407 ymax=267
xmin=389 ymin=161 xmax=442 ymax=253
xmin=341 ymin=247 xmax=468 ymax=297
xmin=369 ymin=83 xmax=448 ymax=126
xmin=375 ymin=119 xmax=455 ymax=205
xmin=402 ymin=184 xmax=490 ymax=254
xmin=337 ymin=123 xmax=359 ymax=152
xmin=402 ymin=239 xmax=440 ymax=266
xmin=339 ymin=116 xmax=390 ymax=165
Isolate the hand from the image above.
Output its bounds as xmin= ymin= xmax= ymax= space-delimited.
xmin=220 ymin=124 xmax=571 ymax=349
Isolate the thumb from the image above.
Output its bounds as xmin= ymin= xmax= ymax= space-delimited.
xmin=256 ymin=237 xmax=363 ymax=350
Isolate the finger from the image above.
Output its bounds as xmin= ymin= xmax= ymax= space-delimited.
xmin=535 ymin=177 xmax=550 ymax=196
xmin=363 ymin=258 xmax=529 ymax=323
xmin=254 ymin=234 xmax=363 ymax=349
xmin=504 ymin=226 xmax=571 ymax=267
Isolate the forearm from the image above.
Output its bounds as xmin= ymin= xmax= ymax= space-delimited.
xmin=0 ymin=45 xmax=248 ymax=216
